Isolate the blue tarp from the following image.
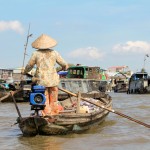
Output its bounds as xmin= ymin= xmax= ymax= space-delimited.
xmin=58 ymin=71 xmax=68 ymax=76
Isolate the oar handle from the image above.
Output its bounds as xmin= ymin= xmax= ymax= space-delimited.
xmin=58 ymin=87 xmax=150 ymax=129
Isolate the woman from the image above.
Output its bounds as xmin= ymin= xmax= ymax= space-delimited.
xmin=23 ymin=34 xmax=68 ymax=116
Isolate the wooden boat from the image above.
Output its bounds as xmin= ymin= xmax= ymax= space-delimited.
xmin=110 ymin=72 xmax=129 ymax=93
xmin=13 ymin=86 xmax=150 ymax=135
xmin=57 ymin=65 xmax=108 ymax=100
xmin=0 ymin=84 xmax=24 ymax=102
xmin=0 ymin=80 xmax=34 ymax=102
xmin=17 ymin=88 xmax=112 ymax=136
xmin=113 ymin=80 xmax=128 ymax=93
xmin=127 ymin=71 xmax=150 ymax=94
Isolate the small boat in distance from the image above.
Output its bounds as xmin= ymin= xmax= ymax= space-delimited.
xmin=114 ymin=80 xmax=128 ymax=93
xmin=112 ymin=72 xmax=129 ymax=93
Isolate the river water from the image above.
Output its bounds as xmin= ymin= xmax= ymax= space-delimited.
xmin=0 ymin=92 xmax=149 ymax=150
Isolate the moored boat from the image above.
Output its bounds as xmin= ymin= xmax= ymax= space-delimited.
xmin=58 ymin=65 xmax=108 ymax=100
xmin=110 ymin=72 xmax=129 ymax=93
xmin=0 ymin=83 xmax=25 ymax=102
xmin=127 ymin=71 xmax=150 ymax=94
xmin=113 ymin=80 xmax=128 ymax=93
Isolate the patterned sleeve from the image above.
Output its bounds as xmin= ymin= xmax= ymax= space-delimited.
xmin=24 ymin=52 xmax=36 ymax=73
xmin=55 ymin=51 xmax=68 ymax=67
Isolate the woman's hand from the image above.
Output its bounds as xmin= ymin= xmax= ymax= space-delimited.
xmin=62 ymin=64 xmax=69 ymax=71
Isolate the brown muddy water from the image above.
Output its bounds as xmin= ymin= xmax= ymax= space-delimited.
xmin=0 ymin=92 xmax=149 ymax=150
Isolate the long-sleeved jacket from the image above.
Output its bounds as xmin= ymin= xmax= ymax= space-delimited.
xmin=24 ymin=49 xmax=68 ymax=87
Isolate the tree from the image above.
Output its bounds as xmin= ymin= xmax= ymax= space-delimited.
xmin=141 ymin=68 xmax=146 ymax=73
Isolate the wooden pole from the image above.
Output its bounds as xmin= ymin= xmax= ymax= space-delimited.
xmin=76 ymin=92 xmax=81 ymax=113
xmin=21 ymin=24 xmax=32 ymax=80
xmin=10 ymin=91 xmax=22 ymax=119
xmin=58 ymin=87 xmax=150 ymax=129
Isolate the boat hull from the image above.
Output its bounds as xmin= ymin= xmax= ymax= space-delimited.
xmin=18 ymin=95 xmax=112 ymax=136
xmin=18 ymin=111 xmax=110 ymax=136
xmin=128 ymin=79 xmax=150 ymax=94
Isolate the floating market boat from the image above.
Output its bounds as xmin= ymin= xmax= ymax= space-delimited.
xmin=127 ymin=71 xmax=150 ymax=94
xmin=16 ymin=85 xmax=112 ymax=136
xmin=0 ymin=82 xmax=26 ymax=102
xmin=58 ymin=65 xmax=108 ymax=99
xmin=110 ymin=72 xmax=129 ymax=93
xmin=113 ymin=80 xmax=128 ymax=93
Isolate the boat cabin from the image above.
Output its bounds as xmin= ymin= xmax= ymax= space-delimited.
xmin=130 ymin=72 xmax=148 ymax=81
xmin=66 ymin=65 xmax=100 ymax=79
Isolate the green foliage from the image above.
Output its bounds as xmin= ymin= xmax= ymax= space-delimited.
xmin=141 ymin=68 xmax=146 ymax=73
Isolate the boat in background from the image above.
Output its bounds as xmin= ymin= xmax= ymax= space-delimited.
xmin=0 ymin=79 xmax=31 ymax=102
xmin=106 ymin=66 xmax=132 ymax=92
xmin=58 ymin=65 xmax=109 ymax=100
xmin=127 ymin=71 xmax=150 ymax=94
xmin=113 ymin=80 xmax=128 ymax=93
xmin=112 ymin=72 xmax=129 ymax=93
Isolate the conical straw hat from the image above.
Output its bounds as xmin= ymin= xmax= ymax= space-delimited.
xmin=32 ymin=34 xmax=57 ymax=49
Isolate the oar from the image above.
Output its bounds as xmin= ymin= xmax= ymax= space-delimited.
xmin=58 ymin=87 xmax=150 ymax=129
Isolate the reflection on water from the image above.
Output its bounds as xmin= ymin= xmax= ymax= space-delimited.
xmin=0 ymin=92 xmax=150 ymax=150
xmin=18 ymin=136 xmax=65 ymax=150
